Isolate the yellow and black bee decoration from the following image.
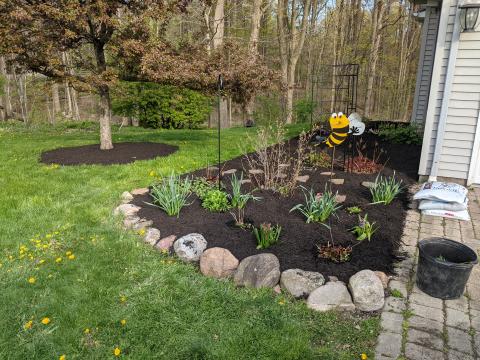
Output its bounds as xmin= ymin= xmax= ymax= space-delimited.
xmin=325 ymin=112 xmax=350 ymax=147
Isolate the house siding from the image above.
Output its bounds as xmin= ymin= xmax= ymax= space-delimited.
xmin=411 ymin=6 xmax=440 ymax=124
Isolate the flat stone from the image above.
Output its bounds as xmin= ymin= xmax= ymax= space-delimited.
xmin=410 ymin=289 xmax=443 ymax=310
xmin=375 ymin=332 xmax=402 ymax=358
xmin=320 ymin=172 xmax=335 ymax=176
xmin=449 ymin=349 xmax=475 ymax=360
xmin=407 ymin=328 xmax=443 ymax=351
xmin=307 ymin=282 xmax=355 ymax=312
xmin=330 ymin=178 xmax=344 ymax=185
xmin=200 ymin=247 xmax=239 ymax=279
xmin=114 ymin=203 xmax=140 ymax=217
xmin=410 ymin=302 xmax=444 ymax=323
xmin=280 ymin=269 xmax=325 ymax=299
xmin=123 ymin=216 xmax=140 ymax=229
xmin=374 ymin=271 xmax=390 ymax=289
xmin=361 ymin=181 xmax=376 ymax=189
xmin=445 ymin=295 xmax=470 ymax=313
xmin=389 ymin=280 xmax=407 ymax=297
xmin=222 ymin=169 xmax=237 ymax=175
xmin=446 ymin=307 xmax=470 ymax=330
xmin=133 ymin=219 xmax=153 ymax=231
xmin=121 ymin=191 xmax=133 ymax=203
xmin=447 ymin=327 xmax=474 ymax=355
xmin=383 ymin=296 xmax=406 ymax=313
xmin=408 ymin=315 xmax=444 ymax=337
xmin=131 ymin=187 xmax=149 ymax=195
xmin=296 ymin=175 xmax=310 ymax=183
xmin=249 ymin=169 xmax=264 ymax=175
xmin=348 ymin=269 xmax=385 ymax=312
xmin=173 ymin=233 xmax=207 ymax=262
xmin=380 ymin=311 xmax=403 ymax=334
xmin=279 ymin=163 xmax=289 ymax=168
xmin=155 ymin=235 xmax=176 ymax=251
xmin=240 ymin=179 xmax=252 ymax=184
xmin=234 ymin=253 xmax=280 ymax=288
xmin=144 ymin=228 xmax=161 ymax=246
xmin=405 ymin=342 xmax=444 ymax=360
xmin=335 ymin=194 xmax=347 ymax=203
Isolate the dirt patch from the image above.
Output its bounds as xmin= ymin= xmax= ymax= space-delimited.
xmin=40 ymin=142 xmax=178 ymax=166
xmin=132 ymin=137 xmax=421 ymax=282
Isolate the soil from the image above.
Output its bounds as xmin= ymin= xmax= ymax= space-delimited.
xmin=40 ymin=142 xmax=178 ymax=166
xmin=132 ymin=135 xmax=421 ymax=282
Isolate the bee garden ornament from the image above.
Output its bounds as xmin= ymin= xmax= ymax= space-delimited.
xmin=348 ymin=112 xmax=365 ymax=136
xmin=325 ymin=112 xmax=350 ymax=147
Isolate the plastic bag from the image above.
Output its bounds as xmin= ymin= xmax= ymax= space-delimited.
xmin=422 ymin=209 xmax=470 ymax=221
xmin=413 ymin=182 xmax=468 ymax=204
xmin=418 ymin=198 xmax=468 ymax=211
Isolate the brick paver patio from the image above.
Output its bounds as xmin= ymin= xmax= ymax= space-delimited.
xmin=375 ymin=188 xmax=480 ymax=360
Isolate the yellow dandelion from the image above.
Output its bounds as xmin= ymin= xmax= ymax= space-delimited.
xmin=114 ymin=347 xmax=121 ymax=356
xmin=8 ymin=255 xmax=13 ymax=260
xmin=161 ymin=249 xmax=168 ymax=255
xmin=46 ymin=234 xmax=52 ymax=239
xmin=66 ymin=251 xmax=72 ymax=256
xmin=360 ymin=354 xmax=367 ymax=360
xmin=120 ymin=319 xmax=126 ymax=326
xmin=149 ymin=170 xmax=156 ymax=177
xmin=84 ymin=328 xmax=90 ymax=334
xmin=68 ymin=254 xmax=75 ymax=260
xmin=120 ymin=295 xmax=127 ymax=303
xmin=138 ymin=228 xmax=145 ymax=236
xmin=39 ymin=259 xmax=45 ymax=265
xmin=41 ymin=317 xmax=51 ymax=325
xmin=24 ymin=320 xmax=33 ymax=330
xmin=59 ymin=355 xmax=66 ymax=360
xmin=55 ymin=257 xmax=62 ymax=263
xmin=278 ymin=299 xmax=286 ymax=305
xmin=28 ymin=277 xmax=36 ymax=284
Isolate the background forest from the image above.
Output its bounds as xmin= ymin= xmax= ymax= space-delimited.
xmin=0 ymin=0 xmax=421 ymax=129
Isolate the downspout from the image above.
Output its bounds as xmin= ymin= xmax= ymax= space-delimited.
xmin=428 ymin=1 xmax=462 ymax=181
xmin=467 ymin=107 xmax=480 ymax=185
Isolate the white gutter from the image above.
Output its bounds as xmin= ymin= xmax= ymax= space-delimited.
xmin=428 ymin=1 xmax=462 ymax=181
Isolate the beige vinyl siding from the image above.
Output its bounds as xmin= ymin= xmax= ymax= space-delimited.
xmin=411 ymin=6 xmax=440 ymax=124
xmin=437 ymin=29 xmax=480 ymax=180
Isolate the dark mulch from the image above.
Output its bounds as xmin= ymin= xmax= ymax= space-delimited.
xmin=133 ymin=136 xmax=421 ymax=282
xmin=40 ymin=142 xmax=178 ymax=166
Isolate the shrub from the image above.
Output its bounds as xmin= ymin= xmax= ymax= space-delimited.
xmin=377 ymin=123 xmax=423 ymax=145
xmin=290 ymin=186 xmax=341 ymax=224
xmin=111 ymin=81 xmax=213 ymax=129
xmin=202 ymin=189 xmax=230 ymax=212
xmin=253 ymin=223 xmax=282 ymax=249
xmin=150 ymin=173 xmax=192 ymax=217
xmin=350 ymin=139 xmax=384 ymax=174
xmin=229 ymin=173 xmax=260 ymax=226
xmin=370 ymin=173 xmax=403 ymax=205
xmin=350 ymin=214 xmax=378 ymax=241
xmin=305 ymin=149 xmax=331 ymax=168
xmin=294 ymin=98 xmax=315 ymax=123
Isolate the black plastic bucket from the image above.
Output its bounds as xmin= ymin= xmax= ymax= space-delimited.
xmin=416 ymin=238 xmax=478 ymax=300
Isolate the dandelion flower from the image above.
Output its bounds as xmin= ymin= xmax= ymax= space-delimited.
xmin=55 ymin=257 xmax=62 ymax=263
xmin=120 ymin=319 xmax=126 ymax=326
xmin=28 ymin=277 xmax=36 ymax=284
xmin=278 ymin=299 xmax=285 ymax=305
xmin=68 ymin=254 xmax=75 ymax=260
xmin=114 ymin=347 xmax=121 ymax=356
xmin=39 ymin=259 xmax=45 ymax=265
xmin=361 ymin=354 xmax=368 ymax=360
xmin=138 ymin=229 xmax=145 ymax=236
xmin=59 ymin=355 xmax=66 ymax=360
xmin=149 ymin=170 xmax=156 ymax=177
xmin=120 ymin=295 xmax=127 ymax=303
xmin=24 ymin=320 xmax=33 ymax=330
xmin=41 ymin=317 xmax=51 ymax=325
xmin=84 ymin=328 xmax=90 ymax=334
xmin=66 ymin=251 xmax=72 ymax=256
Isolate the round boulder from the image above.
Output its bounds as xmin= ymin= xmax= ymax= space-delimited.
xmin=280 ymin=269 xmax=325 ymax=298
xmin=233 ymin=253 xmax=280 ymax=288
xmin=348 ymin=269 xmax=385 ymax=312
xmin=307 ymin=282 xmax=355 ymax=312
xmin=173 ymin=233 xmax=207 ymax=262
xmin=200 ymin=247 xmax=239 ymax=279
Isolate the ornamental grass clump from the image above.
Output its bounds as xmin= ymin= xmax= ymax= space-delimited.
xmin=253 ymin=223 xmax=282 ymax=249
xmin=150 ymin=173 xmax=192 ymax=217
xmin=370 ymin=172 xmax=403 ymax=205
xmin=229 ymin=173 xmax=260 ymax=226
xmin=290 ymin=186 xmax=341 ymax=223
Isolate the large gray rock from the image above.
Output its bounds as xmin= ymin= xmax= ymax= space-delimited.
xmin=307 ymin=282 xmax=355 ymax=312
xmin=200 ymin=247 xmax=239 ymax=279
xmin=234 ymin=254 xmax=280 ymax=288
xmin=280 ymin=269 xmax=325 ymax=298
xmin=348 ymin=269 xmax=385 ymax=312
xmin=173 ymin=233 xmax=207 ymax=262
xmin=114 ymin=203 xmax=140 ymax=217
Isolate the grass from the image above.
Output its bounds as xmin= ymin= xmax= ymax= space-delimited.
xmin=0 ymin=121 xmax=379 ymax=359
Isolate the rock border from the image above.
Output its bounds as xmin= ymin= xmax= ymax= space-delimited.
xmin=114 ymin=187 xmax=392 ymax=313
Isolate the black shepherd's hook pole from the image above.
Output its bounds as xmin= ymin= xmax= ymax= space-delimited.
xmin=217 ymin=74 xmax=224 ymax=190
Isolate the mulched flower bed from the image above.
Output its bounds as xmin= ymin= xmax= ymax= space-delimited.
xmin=40 ymin=142 xmax=178 ymax=166
xmin=132 ymin=136 xmax=421 ymax=282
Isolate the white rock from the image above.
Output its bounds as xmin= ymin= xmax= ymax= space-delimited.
xmin=114 ymin=203 xmax=140 ymax=217
xmin=234 ymin=254 xmax=280 ymax=288
xmin=121 ymin=191 xmax=133 ymax=203
xmin=144 ymin=228 xmax=161 ymax=246
xmin=348 ymin=269 xmax=385 ymax=312
xmin=174 ymin=233 xmax=207 ymax=262
xmin=280 ymin=269 xmax=325 ymax=298
xmin=307 ymin=282 xmax=355 ymax=312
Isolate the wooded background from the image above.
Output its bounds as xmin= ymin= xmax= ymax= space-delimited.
xmin=0 ymin=0 xmax=421 ymax=128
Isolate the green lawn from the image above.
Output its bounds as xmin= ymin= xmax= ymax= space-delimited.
xmin=0 ymin=122 xmax=379 ymax=360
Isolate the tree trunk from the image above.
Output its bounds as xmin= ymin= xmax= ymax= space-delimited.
xmin=0 ymin=56 xmax=12 ymax=120
xmin=51 ymin=82 xmax=61 ymax=123
xmin=94 ymin=43 xmax=113 ymax=150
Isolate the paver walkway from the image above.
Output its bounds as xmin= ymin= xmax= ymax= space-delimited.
xmin=375 ymin=188 xmax=480 ymax=360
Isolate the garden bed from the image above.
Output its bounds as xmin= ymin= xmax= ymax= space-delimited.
xmin=132 ymin=135 xmax=421 ymax=282
xmin=40 ymin=142 xmax=178 ymax=165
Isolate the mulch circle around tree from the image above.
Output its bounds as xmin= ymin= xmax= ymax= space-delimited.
xmin=132 ymin=136 xmax=421 ymax=282
xmin=40 ymin=142 xmax=179 ymax=166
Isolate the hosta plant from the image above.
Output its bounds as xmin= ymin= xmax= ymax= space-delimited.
xmin=253 ymin=223 xmax=282 ymax=249
xmin=290 ymin=186 xmax=341 ymax=223
xmin=150 ymin=173 xmax=192 ymax=217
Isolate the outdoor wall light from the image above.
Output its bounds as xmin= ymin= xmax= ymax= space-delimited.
xmin=459 ymin=0 xmax=480 ymax=32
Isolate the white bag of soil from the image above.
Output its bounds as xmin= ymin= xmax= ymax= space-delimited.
xmin=414 ymin=182 xmax=468 ymax=204
xmin=422 ymin=209 xmax=470 ymax=221
xmin=418 ymin=198 xmax=469 ymax=211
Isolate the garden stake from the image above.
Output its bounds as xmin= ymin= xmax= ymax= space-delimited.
xmin=217 ymin=74 xmax=223 ymax=190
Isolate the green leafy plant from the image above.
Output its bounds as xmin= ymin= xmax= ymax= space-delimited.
xmin=346 ymin=206 xmax=362 ymax=214
xmin=305 ymin=149 xmax=331 ymax=168
xmin=390 ymin=289 xmax=404 ymax=298
xmin=202 ymin=189 xmax=230 ymax=212
xmin=192 ymin=177 xmax=214 ymax=199
xmin=317 ymin=242 xmax=352 ymax=263
xmin=290 ymin=186 xmax=341 ymax=223
xmin=294 ymin=98 xmax=315 ymax=123
xmin=350 ymin=214 xmax=378 ymax=241
xmin=377 ymin=123 xmax=423 ymax=145
xmin=253 ymin=223 xmax=282 ymax=249
xmin=229 ymin=173 xmax=260 ymax=226
xmin=370 ymin=173 xmax=403 ymax=205
xmin=150 ymin=173 xmax=192 ymax=217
